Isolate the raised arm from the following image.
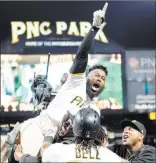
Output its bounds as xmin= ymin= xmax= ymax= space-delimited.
xmin=70 ymin=3 xmax=108 ymax=75
xmin=70 ymin=28 xmax=99 ymax=74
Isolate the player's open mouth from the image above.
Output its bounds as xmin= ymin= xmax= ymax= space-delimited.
xmin=91 ymin=83 xmax=100 ymax=92
xmin=123 ymin=135 xmax=129 ymax=141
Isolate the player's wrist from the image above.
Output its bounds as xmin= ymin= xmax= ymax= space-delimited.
xmin=44 ymin=136 xmax=54 ymax=143
xmin=92 ymin=17 xmax=105 ymax=29
xmin=92 ymin=26 xmax=100 ymax=31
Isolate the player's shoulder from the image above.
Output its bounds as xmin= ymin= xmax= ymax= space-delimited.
xmin=43 ymin=143 xmax=63 ymax=157
xmin=42 ymin=143 xmax=65 ymax=162
xmin=99 ymin=147 xmax=121 ymax=161
xmin=102 ymin=147 xmax=118 ymax=156
xmin=58 ymin=73 xmax=86 ymax=90
xmin=47 ymin=143 xmax=64 ymax=151
xmin=47 ymin=143 xmax=74 ymax=150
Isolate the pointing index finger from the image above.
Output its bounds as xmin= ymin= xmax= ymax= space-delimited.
xmin=102 ymin=2 xmax=108 ymax=17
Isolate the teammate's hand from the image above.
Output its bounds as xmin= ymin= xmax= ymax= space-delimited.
xmin=92 ymin=2 xmax=108 ymax=28
xmin=14 ymin=144 xmax=23 ymax=161
xmin=6 ymin=122 xmax=21 ymax=145
xmin=34 ymin=102 xmax=47 ymax=112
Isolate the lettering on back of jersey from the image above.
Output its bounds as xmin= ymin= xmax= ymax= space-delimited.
xmin=75 ymin=147 xmax=100 ymax=160
xmin=70 ymin=96 xmax=85 ymax=107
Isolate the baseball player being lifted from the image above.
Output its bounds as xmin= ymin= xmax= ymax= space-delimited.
xmin=2 ymin=3 xmax=110 ymax=161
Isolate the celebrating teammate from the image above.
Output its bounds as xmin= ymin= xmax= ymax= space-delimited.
xmin=42 ymin=108 xmax=122 ymax=162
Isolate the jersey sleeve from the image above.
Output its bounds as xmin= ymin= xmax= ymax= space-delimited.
xmin=60 ymin=74 xmax=86 ymax=90
xmin=70 ymin=27 xmax=99 ymax=75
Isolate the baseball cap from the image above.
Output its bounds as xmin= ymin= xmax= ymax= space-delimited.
xmin=120 ymin=119 xmax=146 ymax=137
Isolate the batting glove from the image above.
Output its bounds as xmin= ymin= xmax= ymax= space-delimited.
xmin=92 ymin=2 xmax=108 ymax=29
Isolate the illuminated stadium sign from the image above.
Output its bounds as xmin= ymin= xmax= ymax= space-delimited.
xmin=11 ymin=21 xmax=108 ymax=46
xmin=125 ymin=50 xmax=156 ymax=112
xmin=149 ymin=111 xmax=156 ymax=121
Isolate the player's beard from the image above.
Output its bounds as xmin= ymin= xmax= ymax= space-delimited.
xmin=86 ymin=79 xmax=104 ymax=99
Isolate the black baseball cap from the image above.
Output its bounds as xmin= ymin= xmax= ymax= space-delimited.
xmin=121 ymin=119 xmax=146 ymax=137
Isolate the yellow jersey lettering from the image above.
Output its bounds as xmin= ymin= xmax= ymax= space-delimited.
xmin=70 ymin=96 xmax=85 ymax=107
xmin=79 ymin=102 xmax=85 ymax=108
xmin=82 ymin=148 xmax=88 ymax=159
xmin=75 ymin=148 xmax=100 ymax=159
xmin=75 ymin=148 xmax=81 ymax=158
xmin=96 ymin=152 xmax=100 ymax=159
xmin=89 ymin=149 xmax=94 ymax=159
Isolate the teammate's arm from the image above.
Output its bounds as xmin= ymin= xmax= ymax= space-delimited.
xmin=1 ymin=122 xmax=21 ymax=162
xmin=70 ymin=3 xmax=108 ymax=75
xmin=19 ymin=155 xmax=41 ymax=163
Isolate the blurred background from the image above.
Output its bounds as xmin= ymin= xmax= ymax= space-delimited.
xmin=0 ymin=1 xmax=156 ymax=147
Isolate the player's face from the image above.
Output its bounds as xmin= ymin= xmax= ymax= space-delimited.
xmin=122 ymin=126 xmax=142 ymax=146
xmin=86 ymin=69 xmax=106 ymax=99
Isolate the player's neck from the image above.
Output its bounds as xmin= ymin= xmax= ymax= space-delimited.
xmin=86 ymin=94 xmax=92 ymax=101
xmin=128 ymin=142 xmax=144 ymax=154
